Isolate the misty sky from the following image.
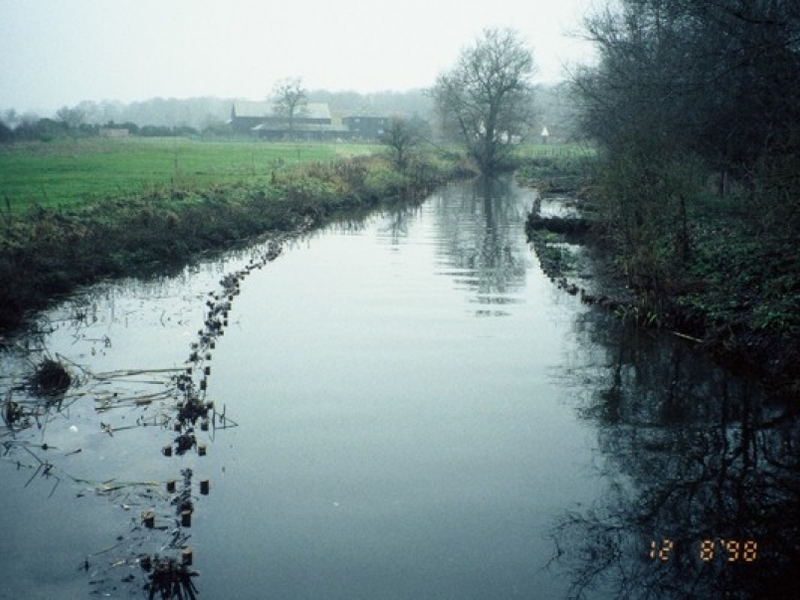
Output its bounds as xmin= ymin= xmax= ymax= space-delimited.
xmin=0 ymin=0 xmax=597 ymax=115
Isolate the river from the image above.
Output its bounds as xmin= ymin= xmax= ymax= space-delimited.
xmin=1 ymin=178 xmax=797 ymax=599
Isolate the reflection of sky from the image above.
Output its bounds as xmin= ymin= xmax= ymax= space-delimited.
xmin=1 ymin=179 xmax=614 ymax=598
xmin=538 ymin=195 xmax=583 ymax=219
xmin=203 ymin=187 xmax=607 ymax=598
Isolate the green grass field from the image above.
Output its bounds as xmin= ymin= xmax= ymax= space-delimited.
xmin=0 ymin=137 xmax=377 ymax=213
xmin=0 ymin=136 xmax=459 ymax=334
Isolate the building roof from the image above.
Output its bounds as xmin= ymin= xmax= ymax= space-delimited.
xmin=233 ymin=100 xmax=270 ymax=118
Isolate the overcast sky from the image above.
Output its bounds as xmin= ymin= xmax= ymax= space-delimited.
xmin=0 ymin=0 xmax=598 ymax=115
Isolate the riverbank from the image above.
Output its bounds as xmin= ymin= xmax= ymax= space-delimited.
xmin=519 ymin=156 xmax=800 ymax=400
xmin=2 ymin=175 xmax=653 ymax=600
xmin=0 ymin=149 xmax=465 ymax=336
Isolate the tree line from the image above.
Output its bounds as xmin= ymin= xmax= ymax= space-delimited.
xmin=571 ymin=0 xmax=800 ymax=271
xmin=567 ymin=0 xmax=800 ymax=385
xmin=0 ymin=89 xmax=439 ymax=142
xmin=0 ymin=114 xmax=203 ymax=143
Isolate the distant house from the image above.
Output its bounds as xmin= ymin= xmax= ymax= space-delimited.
xmin=230 ymin=101 xmax=345 ymax=139
xmin=229 ymin=100 xmax=418 ymax=141
xmin=229 ymin=101 xmax=271 ymax=134
xmin=342 ymin=116 xmax=390 ymax=140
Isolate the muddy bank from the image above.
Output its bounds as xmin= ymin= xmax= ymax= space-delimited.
xmin=525 ymin=193 xmax=800 ymax=400
xmin=0 ymin=155 xmax=462 ymax=338
xmin=526 ymin=195 xmax=632 ymax=310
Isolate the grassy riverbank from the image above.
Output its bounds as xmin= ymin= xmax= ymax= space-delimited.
xmin=0 ymin=137 xmax=374 ymax=212
xmin=0 ymin=138 xmax=463 ymax=335
xmin=521 ymin=151 xmax=800 ymax=398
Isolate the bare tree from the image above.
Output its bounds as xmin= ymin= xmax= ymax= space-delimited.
xmin=380 ymin=117 xmax=424 ymax=171
xmin=433 ymin=28 xmax=536 ymax=174
xmin=271 ymin=78 xmax=308 ymax=136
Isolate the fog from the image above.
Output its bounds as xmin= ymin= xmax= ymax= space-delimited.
xmin=0 ymin=0 xmax=596 ymax=114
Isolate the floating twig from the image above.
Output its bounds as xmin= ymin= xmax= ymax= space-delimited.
xmin=91 ymin=368 xmax=187 ymax=381
xmin=21 ymin=445 xmax=60 ymax=497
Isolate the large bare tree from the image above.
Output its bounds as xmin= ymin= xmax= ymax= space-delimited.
xmin=434 ymin=28 xmax=536 ymax=175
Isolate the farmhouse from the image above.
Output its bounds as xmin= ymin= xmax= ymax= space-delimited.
xmin=229 ymin=101 xmax=414 ymax=141
xmin=229 ymin=101 xmax=271 ymax=134
xmin=342 ymin=115 xmax=390 ymax=140
xmin=230 ymin=101 xmax=348 ymax=140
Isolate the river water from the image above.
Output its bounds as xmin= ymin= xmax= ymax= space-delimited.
xmin=1 ymin=178 xmax=798 ymax=599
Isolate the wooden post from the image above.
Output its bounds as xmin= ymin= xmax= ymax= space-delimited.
xmin=142 ymin=510 xmax=155 ymax=529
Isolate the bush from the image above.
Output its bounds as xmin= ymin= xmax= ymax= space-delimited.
xmin=364 ymin=167 xmax=410 ymax=200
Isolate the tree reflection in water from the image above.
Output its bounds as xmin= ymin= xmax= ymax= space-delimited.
xmin=433 ymin=176 xmax=530 ymax=315
xmin=549 ymin=310 xmax=800 ymax=599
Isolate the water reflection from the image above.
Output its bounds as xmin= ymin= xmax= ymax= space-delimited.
xmin=0 ymin=240 xmax=287 ymax=598
xmin=432 ymin=178 xmax=532 ymax=316
xmin=549 ymin=310 xmax=800 ymax=598
xmin=4 ymin=177 xmax=796 ymax=598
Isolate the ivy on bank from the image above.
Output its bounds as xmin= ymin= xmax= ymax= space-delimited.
xmin=519 ymin=153 xmax=800 ymax=399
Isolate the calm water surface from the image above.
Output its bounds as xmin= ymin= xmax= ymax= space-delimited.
xmin=1 ymin=179 xmax=797 ymax=599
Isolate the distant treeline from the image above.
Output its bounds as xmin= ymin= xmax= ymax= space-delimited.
xmin=0 ymin=84 xmax=578 ymax=144
xmin=0 ymin=91 xmax=434 ymax=136
xmin=0 ymin=118 xmax=203 ymax=143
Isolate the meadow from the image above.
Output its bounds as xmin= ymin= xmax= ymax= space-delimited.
xmin=0 ymin=136 xmax=589 ymax=335
xmin=0 ymin=137 xmax=376 ymax=212
xmin=0 ymin=136 xmax=460 ymax=334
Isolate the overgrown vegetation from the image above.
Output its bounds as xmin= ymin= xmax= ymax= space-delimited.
xmin=0 ymin=139 xmax=462 ymax=335
xmin=554 ymin=0 xmax=800 ymax=394
xmin=525 ymin=150 xmax=800 ymax=393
